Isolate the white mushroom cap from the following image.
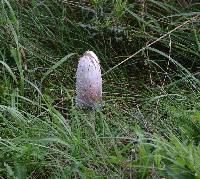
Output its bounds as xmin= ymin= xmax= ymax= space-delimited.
xmin=76 ymin=51 xmax=102 ymax=109
xmin=83 ymin=51 xmax=100 ymax=64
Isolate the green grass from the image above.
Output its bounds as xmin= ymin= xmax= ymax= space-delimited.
xmin=0 ymin=0 xmax=200 ymax=178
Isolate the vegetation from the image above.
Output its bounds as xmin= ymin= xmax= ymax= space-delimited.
xmin=0 ymin=0 xmax=200 ymax=178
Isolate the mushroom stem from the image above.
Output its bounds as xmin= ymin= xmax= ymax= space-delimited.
xmin=86 ymin=110 xmax=96 ymax=131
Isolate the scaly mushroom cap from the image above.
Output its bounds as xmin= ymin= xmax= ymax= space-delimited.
xmin=76 ymin=51 xmax=102 ymax=109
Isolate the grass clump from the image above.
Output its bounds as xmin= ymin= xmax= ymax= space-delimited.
xmin=0 ymin=0 xmax=200 ymax=178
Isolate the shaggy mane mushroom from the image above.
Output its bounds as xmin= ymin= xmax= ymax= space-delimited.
xmin=76 ymin=51 xmax=102 ymax=110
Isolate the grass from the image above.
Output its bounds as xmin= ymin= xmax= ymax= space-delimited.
xmin=0 ymin=0 xmax=200 ymax=178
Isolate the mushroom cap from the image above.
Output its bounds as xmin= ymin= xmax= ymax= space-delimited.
xmin=76 ymin=51 xmax=102 ymax=109
xmin=83 ymin=51 xmax=100 ymax=64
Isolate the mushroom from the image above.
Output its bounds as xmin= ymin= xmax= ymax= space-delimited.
xmin=76 ymin=51 xmax=102 ymax=110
